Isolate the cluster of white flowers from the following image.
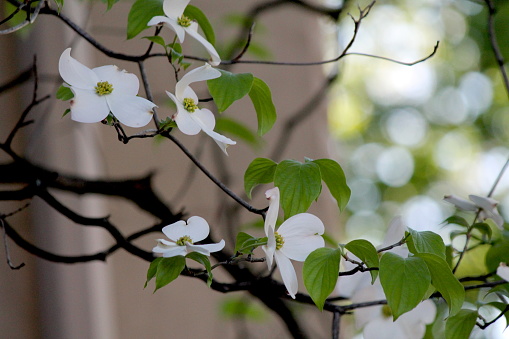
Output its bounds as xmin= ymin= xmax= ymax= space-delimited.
xmin=58 ymin=0 xmax=234 ymax=153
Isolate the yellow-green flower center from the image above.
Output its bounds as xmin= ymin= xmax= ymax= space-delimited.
xmin=381 ymin=304 xmax=392 ymax=318
xmin=177 ymin=15 xmax=192 ymax=27
xmin=275 ymin=231 xmax=285 ymax=250
xmin=176 ymin=235 xmax=193 ymax=246
xmin=183 ymin=98 xmax=198 ymax=112
xmin=95 ymin=81 xmax=113 ymax=96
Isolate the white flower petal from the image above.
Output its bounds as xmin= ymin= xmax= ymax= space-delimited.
xmin=185 ymin=22 xmax=221 ymax=66
xmin=152 ymin=239 xmax=177 ymax=253
xmin=351 ymin=284 xmax=384 ymax=329
xmin=162 ymin=246 xmax=188 ymax=257
xmin=186 ymin=239 xmax=225 ymax=256
xmin=264 ymin=187 xmax=280 ymax=235
xmin=364 ymin=318 xmax=407 ymax=339
xmin=280 ymin=232 xmax=324 ymax=262
xmin=182 ymin=86 xmax=199 ymax=103
xmin=175 ymin=64 xmax=221 ymax=100
xmin=497 ymin=263 xmax=509 ymax=282
xmin=201 ymin=127 xmax=236 ymax=155
xmin=107 ymin=94 xmax=155 ymax=128
xmin=163 ymin=0 xmax=189 ymax=19
xmin=469 ymin=195 xmax=498 ymax=210
xmin=69 ymin=87 xmax=110 ymax=123
xmin=173 ymin=110 xmax=201 ymax=135
xmin=444 ymin=194 xmax=477 ymax=211
xmin=262 ymin=225 xmax=276 ymax=269
xmin=92 ymin=65 xmax=139 ymax=96
xmin=162 ymin=216 xmax=210 ymax=243
xmin=191 ymin=108 xmax=216 ymax=131
xmin=275 ymin=250 xmax=298 ymax=299
xmin=278 ymin=213 xmax=325 ymax=238
xmin=58 ymin=48 xmax=97 ymax=90
xmin=470 ymin=195 xmax=504 ymax=227
xmin=147 ymin=15 xmax=171 ymax=27
xmin=398 ymin=299 xmax=436 ymax=326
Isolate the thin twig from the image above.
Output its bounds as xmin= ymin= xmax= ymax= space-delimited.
xmin=165 ymin=133 xmax=266 ymax=216
xmin=332 ymin=311 xmax=341 ymax=339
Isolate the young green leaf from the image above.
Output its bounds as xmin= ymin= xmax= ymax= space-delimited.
xmin=444 ymin=216 xmax=470 ymax=228
xmin=207 ymin=70 xmax=254 ymax=112
xmin=186 ymin=252 xmax=213 ymax=287
xmin=234 ymin=232 xmax=266 ymax=255
xmin=379 ymin=252 xmax=431 ymax=320
xmin=142 ymin=36 xmax=167 ymax=49
xmin=248 ymin=77 xmax=277 ymax=136
xmin=274 ymin=160 xmax=322 ymax=218
xmin=344 ymin=239 xmax=379 ymax=283
xmin=62 ymin=109 xmax=71 ymax=118
xmin=56 ymin=85 xmax=74 ymax=101
xmin=154 ymin=256 xmax=186 ymax=292
xmin=244 ymin=158 xmax=277 ymax=199
xmin=407 ymin=228 xmax=446 ymax=260
xmin=445 ymin=309 xmax=478 ymax=339
xmin=183 ymin=5 xmax=215 ymax=45
xmin=416 ymin=253 xmax=464 ymax=316
xmin=312 ymin=159 xmax=350 ymax=212
xmin=303 ymin=247 xmax=342 ymax=310
xmin=127 ymin=0 xmax=164 ymax=40
xmin=144 ymin=257 xmax=163 ymax=288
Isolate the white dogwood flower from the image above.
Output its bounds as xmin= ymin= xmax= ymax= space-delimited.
xmin=352 ymin=282 xmax=436 ymax=339
xmin=262 ymin=187 xmax=325 ymax=298
xmin=58 ymin=48 xmax=156 ymax=128
xmin=166 ymin=63 xmax=236 ymax=154
xmin=444 ymin=194 xmax=504 ymax=228
xmin=147 ymin=0 xmax=220 ymax=66
xmin=153 ymin=216 xmax=225 ymax=257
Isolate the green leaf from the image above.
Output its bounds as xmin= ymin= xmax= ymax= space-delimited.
xmin=183 ymin=5 xmax=215 ymax=45
xmin=154 ymin=256 xmax=186 ymax=292
xmin=485 ymin=239 xmax=509 ymax=272
xmin=234 ymin=232 xmax=267 ymax=255
xmin=53 ymin=0 xmax=64 ymax=12
xmin=445 ymin=309 xmax=478 ymax=339
xmin=312 ymin=159 xmax=350 ymax=212
xmin=56 ymin=85 xmax=74 ymax=101
xmin=416 ymin=253 xmax=465 ymax=316
xmin=144 ymin=257 xmax=163 ymax=288
xmin=471 ymin=222 xmax=492 ymax=240
xmin=274 ymin=160 xmax=322 ymax=218
xmin=344 ymin=239 xmax=379 ymax=283
xmin=186 ymin=252 xmax=213 ymax=287
xmin=215 ymin=117 xmax=261 ymax=148
xmin=142 ymin=36 xmax=167 ymax=49
xmin=127 ymin=0 xmax=164 ymax=40
xmin=379 ymin=252 xmax=431 ymax=320
xmin=248 ymin=77 xmax=277 ymax=136
xmin=303 ymin=248 xmax=342 ymax=310
xmin=444 ymin=216 xmax=470 ymax=228
xmin=207 ymin=70 xmax=253 ymax=112
xmin=62 ymin=109 xmax=71 ymax=118
xmin=407 ymin=228 xmax=447 ymax=260
xmin=244 ymin=158 xmax=277 ymax=199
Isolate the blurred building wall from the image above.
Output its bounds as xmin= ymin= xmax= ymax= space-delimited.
xmin=0 ymin=1 xmax=340 ymax=338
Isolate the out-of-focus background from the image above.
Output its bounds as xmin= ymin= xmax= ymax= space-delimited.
xmin=1 ymin=0 xmax=509 ymax=337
